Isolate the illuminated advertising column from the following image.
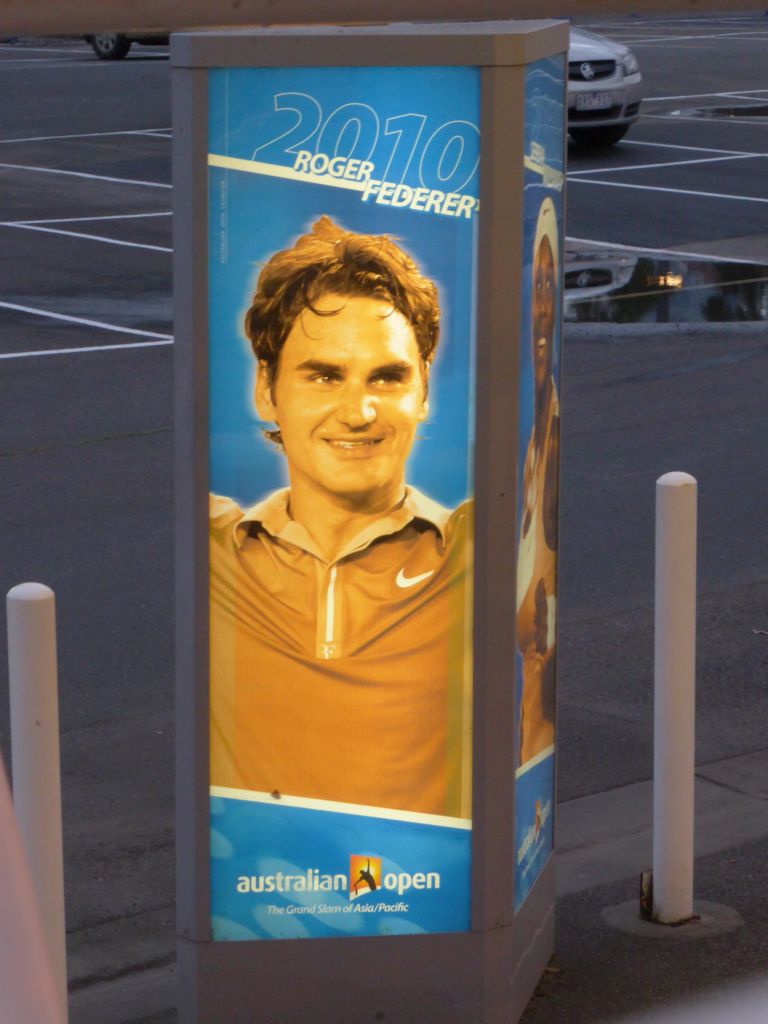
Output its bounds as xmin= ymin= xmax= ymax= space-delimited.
xmin=173 ymin=21 xmax=567 ymax=1024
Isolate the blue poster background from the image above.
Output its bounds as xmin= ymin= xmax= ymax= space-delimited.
xmin=208 ymin=66 xmax=479 ymax=510
xmin=514 ymin=55 xmax=565 ymax=912
xmin=207 ymin=65 xmax=479 ymax=939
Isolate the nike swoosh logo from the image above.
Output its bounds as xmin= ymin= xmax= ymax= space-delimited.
xmin=395 ymin=568 xmax=435 ymax=589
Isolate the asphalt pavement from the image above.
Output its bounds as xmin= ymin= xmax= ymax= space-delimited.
xmin=0 ymin=15 xmax=767 ymax=1024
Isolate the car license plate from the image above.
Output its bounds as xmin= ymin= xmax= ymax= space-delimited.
xmin=576 ymin=92 xmax=614 ymax=111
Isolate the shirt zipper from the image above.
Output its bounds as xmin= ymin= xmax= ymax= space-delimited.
xmin=317 ymin=564 xmax=340 ymax=659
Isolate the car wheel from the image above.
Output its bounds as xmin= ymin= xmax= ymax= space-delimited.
xmin=90 ymin=33 xmax=132 ymax=60
xmin=569 ymin=124 xmax=629 ymax=148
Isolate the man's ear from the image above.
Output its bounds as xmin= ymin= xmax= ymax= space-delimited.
xmin=254 ymin=361 xmax=277 ymax=421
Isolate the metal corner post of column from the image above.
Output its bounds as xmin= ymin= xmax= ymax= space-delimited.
xmin=172 ymin=19 xmax=569 ymax=1024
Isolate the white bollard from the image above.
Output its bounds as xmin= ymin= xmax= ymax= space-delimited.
xmin=6 ymin=583 xmax=68 ymax=1021
xmin=652 ymin=473 xmax=697 ymax=925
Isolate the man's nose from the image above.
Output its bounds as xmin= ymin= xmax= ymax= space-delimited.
xmin=336 ymin=383 xmax=377 ymax=428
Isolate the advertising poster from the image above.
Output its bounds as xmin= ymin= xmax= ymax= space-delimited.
xmin=207 ymin=66 xmax=479 ymax=940
xmin=514 ymin=55 xmax=565 ymax=911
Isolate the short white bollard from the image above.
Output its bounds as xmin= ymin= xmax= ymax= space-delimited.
xmin=6 ymin=583 xmax=68 ymax=1021
xmin=652 ymin=473 xmax=697 ymax=925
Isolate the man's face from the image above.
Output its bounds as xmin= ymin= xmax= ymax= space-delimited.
xmin=532 ymin=235 xmax=555 ymax=395
xmin=255 ymin=293 xmax=428 ymax=511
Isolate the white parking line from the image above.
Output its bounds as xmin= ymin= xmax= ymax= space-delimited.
xmin=0 ymin=338 xmax=173 ymax=361
xmin=0 ymin=45 xmax=94 ymax=53
xmin=0 ymin=162 xmax=170 ymax=188
xmin=2 ymin=222 xmax=172 ymax=253
xmin=569 ymin=178 xmax=768 ymax=204
xmin=585 ymin=15 xmax=760 ymax=26
xmin=10 ymin=212 xmax=171 ymax=226
xmin=0 ymin=57 xmax=92 ymax=64
xmin=644 ymin=87 xmax=768 ymax=103
xmin=625 ymin=31 xmax=768 ymax=45
xmin=642 ymin=113 xmax=768 ymax=126
xmin=570 ymin=274 xmax=768 ymax=308
xmin=0 ymin=301 xmax=172 ymax=339
xmin=623 ymin=139 xmax=759 ymax=156
xmin=0 ymin=60 xmax=124 ymax=70
xmin=0 ymin=128 xmax=171 ymax=145
xmin=569 ymin=153 xmax=762 ymax=177
xmin=0 ymin=48 xmax=168 ymax=59
xmin=566 ymin=235 xmax=763 ymax=266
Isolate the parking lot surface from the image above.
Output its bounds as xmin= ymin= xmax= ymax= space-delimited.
xmin=0 ymin=17 xmax=765 ymax=1023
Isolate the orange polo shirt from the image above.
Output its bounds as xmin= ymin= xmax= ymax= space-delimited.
xmin=209 ymin=487 xmax=472 ymax=819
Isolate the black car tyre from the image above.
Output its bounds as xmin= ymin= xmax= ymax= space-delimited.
xmin=569 ymin=124 xmax=630 ymax=148
xmin=90 ymin=33 xmax=132 ymax=60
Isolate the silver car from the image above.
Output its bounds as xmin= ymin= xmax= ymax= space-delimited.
xmin=568 ymin=27 xmax=643 ymax=147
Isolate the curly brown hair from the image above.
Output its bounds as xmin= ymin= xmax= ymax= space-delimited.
xmin=245 ymin=215 xmax=440 ymax=383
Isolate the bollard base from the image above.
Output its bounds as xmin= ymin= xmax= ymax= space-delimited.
xmin=638 ymin=870 xmax=699 ymax=926
xmin=602 ymin=899 xmax=743 ymax=940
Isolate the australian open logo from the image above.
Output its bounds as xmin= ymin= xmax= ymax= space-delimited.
xmin=349 ymin=855 xmax=382 ymax=899
xmin=517 ymin=798 xmax=553 ymax=866
xmin=349 ymin=854 xmax=440 ymax=900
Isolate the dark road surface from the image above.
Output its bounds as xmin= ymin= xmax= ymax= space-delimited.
xmin=0 ymin=17 xmax=766 ymax=1022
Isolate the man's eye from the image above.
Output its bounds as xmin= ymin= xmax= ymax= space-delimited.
xmin=309 ymin=372 xmax=339 ymax=385
xmin=372 ymin=371 xmax=406 ymax=386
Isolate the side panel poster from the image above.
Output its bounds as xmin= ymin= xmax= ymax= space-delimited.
xmin=514 ymin=55 xmax=565 ymax=911
xmin=207 ymin=66 xmax=479 ymax=939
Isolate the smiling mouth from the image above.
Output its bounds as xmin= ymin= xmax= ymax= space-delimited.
xmin=324 ymin=438 xmax=384 ymax=450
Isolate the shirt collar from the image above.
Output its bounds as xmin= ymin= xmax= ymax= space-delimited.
xmin=234 ymin=485 xmax=451 ymax=560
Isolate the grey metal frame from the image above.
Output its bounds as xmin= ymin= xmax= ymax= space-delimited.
xmin=173 ymin=20 xmax=568 ymax=1022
